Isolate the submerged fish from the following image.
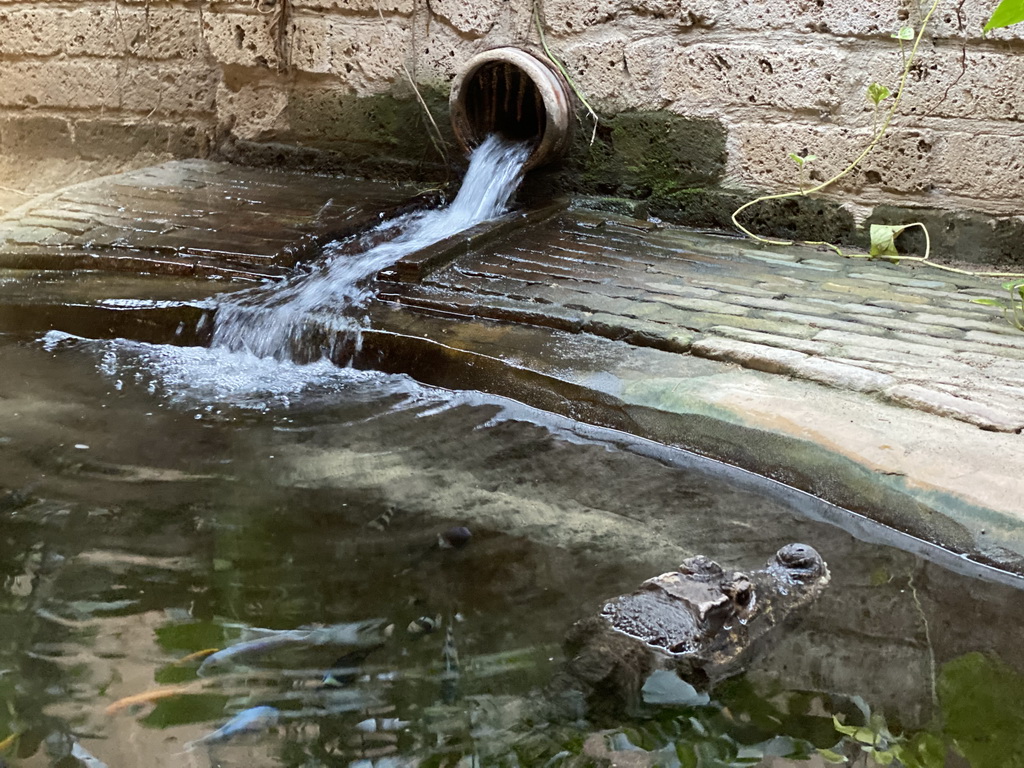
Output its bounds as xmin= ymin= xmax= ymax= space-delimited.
xmin=406 ymin=615 xmax=441 ymax=636
xmin=440 ymin=620 xmax=460 ymax=705
xmin=322 ymin=646 xmax=379 ymax=688
xmin=184 ymin=705 xmax=280 ymax=750
xmin=43 ymin=733 xmax=108 ymax=767
xmin=366 ymin=506 xmax=397 ymax=532
xmin=199 ymin=620 xmax=389 ymax=676
xmin=105 ymin=685 xmax=192 ymax=715
xmin=354 ymin=716 xmax=410 ymax=733
xmin=175 ymin=648 xmax=219 ymax=666
xmin=437 ymin=526 xmax=472 ymax=550
xmin=71 ymin=742 xmax=109 ymax=768
xmin=441 ymin=622 xmax=459 ymax=677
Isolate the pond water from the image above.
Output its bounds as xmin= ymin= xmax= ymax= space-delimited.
xmin=2 ymin=329 xmax=1024 ymax=768
xmin=3 ymin=137 xmax=1024 ymax=767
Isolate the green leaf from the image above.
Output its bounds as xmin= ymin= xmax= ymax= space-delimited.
xmin=867 ymin=82 xmax=891 ymax=105
xmin=984 ymin=0 xmax=1024 ymax=32
xmin=832 ymin=716 xmax=859 ymax=737
xmin=873 ymin=749 xmax=897 ymax=765
xmin=832 ymin=716 xmax=878 ymax=744
xmin=971 ymin=298 xmax=1006 ymax=307
xmin=788 ymin=153 xmax=805 ymax=167
xmin=892 ymin=25 xmax=915 ymax=40
xmin=869 ymin=223 xmax=909 ymax=260
xmin=818 ymin=748 xmax=848 ymax=764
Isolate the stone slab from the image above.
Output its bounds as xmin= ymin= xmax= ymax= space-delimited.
xmin=381 ymin=209 xmax=1024 ymax=432
xmin=357 ymin=305 xmax=1024 ymax=578
xmin=0 ymin=159 xmax=432 ymax=280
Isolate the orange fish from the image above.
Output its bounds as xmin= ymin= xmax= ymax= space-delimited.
xmin=105 ymin=685 xmax=191 ymax=715
xmin=174 ymin=648 xmax=220 ymax=665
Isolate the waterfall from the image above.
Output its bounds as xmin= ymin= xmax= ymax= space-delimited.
xmin=210 ymin=136 xmax=531 ymax=362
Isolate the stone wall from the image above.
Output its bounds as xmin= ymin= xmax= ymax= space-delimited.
xmin=1 ymin=0 xmax=1022 ymax=259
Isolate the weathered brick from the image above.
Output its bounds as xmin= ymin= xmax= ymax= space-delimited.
xmin=73 ymin=119 xmax=212 ymax=160
xmin=965 ymin=329 xmax=1024 ymax=348
xmin=797 ymin=357 xmax=895 ymax=392
xmin=0 ymin=5 xmax=203 ymax=59
xmin=707 ymin=325 xmax=834 ymax=355
xmin=0 ymin=59 xmax=216 ymax=115
xmin=690 ymin=336 xmax=809 ymax=373
xmin=204 ymin=10 xmax=283 ymax=68
xmin=541 ymin=0 xmax=641 ymax=34
xmin=429 ymin=0 xmax=502 ymax=35
xmin=721 ymin=0 xmax=901 ymax=36
xmin=291 ymin=0 xmax=414 ymax=12
xmin=865 ymin=49 xmax=1024 ymax=122
xmin=0 ymin=115 xmax=74 ymax=156
xmin=661 ymin=43 xmax=848 ymax=114
xmin=884 ymin=383 xmax=1024 ymax=431
xmin=717 ymin=0 xmax=1024 ymax=41
xmin=290 ymin=15 xmax=407 ymax=86
xmin=727 ymin=121 xmax=942 ymax=198
xmin=560 ymin=36 xmax=633 ymax=106
xmin=931 ymin=131 xmax=1024 ymax=204
xmin=215 ymin=81 xmax=290 ymax=141
xmin=812 ymin=328 xmax=956 ymax=357
xmin=416 ymin=18 xmax=482 ymax=83
xmin=927 ymin=0 xmax=1024 ymax=42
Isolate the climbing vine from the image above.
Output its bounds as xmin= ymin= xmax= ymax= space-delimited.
xmin=531 ymin=0 xmax=600 ymax=144
xmin=730 ymin=0 xmax=942 ymax=256
xmin=730 ymin=0 xmax=1024 ymax=315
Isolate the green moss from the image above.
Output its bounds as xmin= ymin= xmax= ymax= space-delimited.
xmin=286 ymin=86 xmax=454 ymax=153
xmin=223 ymin=83 xmax=456 ymax=182
xmin=868 ymin=205 xmax=1024 ymax=266
xmin=557 ymin=110 xmax=727 ymax=200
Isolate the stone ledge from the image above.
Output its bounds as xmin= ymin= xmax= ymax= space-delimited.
xmin=355 ymin=306 xmax=1024 ymax=578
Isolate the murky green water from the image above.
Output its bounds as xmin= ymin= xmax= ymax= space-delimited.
xmin=1 ymin=330 xmax=1023 ymax=768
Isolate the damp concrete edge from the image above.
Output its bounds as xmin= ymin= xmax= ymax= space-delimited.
xmin=354 ymin=305 xmax=1024 ymax=581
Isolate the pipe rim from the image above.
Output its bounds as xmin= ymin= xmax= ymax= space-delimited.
xmin=450 ymin=47 xmax=574 ymax=170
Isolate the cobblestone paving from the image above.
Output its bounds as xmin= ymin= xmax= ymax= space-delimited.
xmin=383 ymin=210 xmax=1024 ymax=433
xmin=0 ymin=159 xmax=427 ymax=280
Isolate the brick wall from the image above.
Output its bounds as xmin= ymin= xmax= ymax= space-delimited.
xmin=1 ymin=0 xmax=1022 ymax=253
xmin=0 ymin=1 xmax=213 ymax=161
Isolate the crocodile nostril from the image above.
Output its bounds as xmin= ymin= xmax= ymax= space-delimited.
xmin=775 ymin=543 xmax=825 ymax=580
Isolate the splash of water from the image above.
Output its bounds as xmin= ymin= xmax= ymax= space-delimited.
xmin=211 ymin=136 xmax=531 ymax=361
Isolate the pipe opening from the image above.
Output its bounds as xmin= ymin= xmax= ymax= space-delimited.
xmin=450 ymin=48 xmax=573 ymax=170
xmin=464 ymin=61 xmax=546 ymax=145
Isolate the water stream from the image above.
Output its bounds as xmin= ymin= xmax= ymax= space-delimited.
xmin=211 ymin=136 xmax=530 ymax=361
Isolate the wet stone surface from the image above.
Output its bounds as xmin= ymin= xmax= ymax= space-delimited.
xmin=0 ymin=159 xmax=430 ymax=280
xmin=380 ymin=210 xmax=1024 ymax=434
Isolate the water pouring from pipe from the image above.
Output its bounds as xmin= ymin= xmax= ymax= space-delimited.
xmin=211 ymin=135 xmax=532 ymax=362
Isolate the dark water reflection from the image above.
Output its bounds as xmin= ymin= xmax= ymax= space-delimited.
xmin=1 ymin=331 xmax=1023 ymax=767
